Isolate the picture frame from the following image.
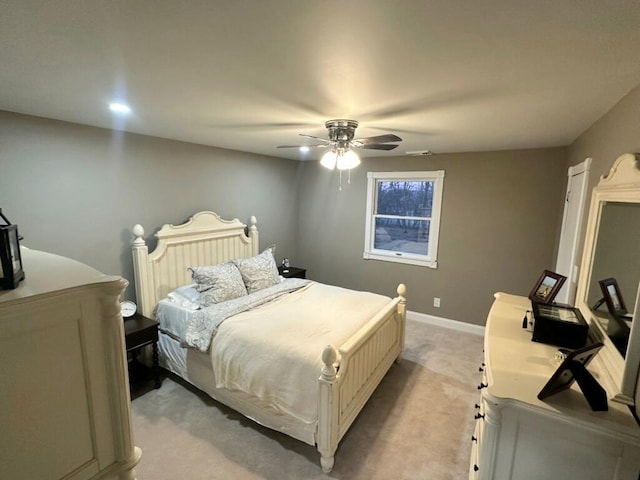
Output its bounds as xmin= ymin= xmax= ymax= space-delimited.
xmin=537 ymin=342 xmax=607 ymax=411
xmin=528 ymin=269 xmax=566 ymax=304
xmin=598 ymin=277 xmax=627 ymax=318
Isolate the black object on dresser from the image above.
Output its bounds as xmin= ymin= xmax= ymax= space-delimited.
xmin=278 ymin=265 xmax=306 ymax=279
xmin=531 ymin=302 xmax=588 ymax=349
xmin=124 ymin=312 xmax=161 ymax=390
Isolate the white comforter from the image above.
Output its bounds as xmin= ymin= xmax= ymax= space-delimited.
xmin=210 ymin=281 xmax=391 ymax=425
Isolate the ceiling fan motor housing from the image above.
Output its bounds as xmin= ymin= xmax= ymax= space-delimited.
xmin=276 ymin=119 xmax=401 ymax=153
xmin=325 ymin=119 xmax=358 ymax=143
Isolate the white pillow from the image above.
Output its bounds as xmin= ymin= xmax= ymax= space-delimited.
xmin=232 ymin=245 xmax=280 ymax=294
xmin=189 ymin=262 xmax=248 ymax=307
xmin=167 ymin=284 xmax=201 ymax=310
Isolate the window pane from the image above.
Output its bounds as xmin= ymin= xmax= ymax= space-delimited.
xmin=376 ymin=180 xmax=434 ymax=217
xmin=374 ymin=217 xmax=430 ymax=255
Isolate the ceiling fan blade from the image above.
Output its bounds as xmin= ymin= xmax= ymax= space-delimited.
xmin=355 ymin=133 xmax=402 ymax=144
xmin=277 ymin=144 xmax=328 ymax=149
xmin=299 ymin=134 xmax=333 ymax=143
xmin=360 ymin=144 xmax=400 ymax=151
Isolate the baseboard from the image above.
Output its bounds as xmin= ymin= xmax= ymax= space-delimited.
xmin=407 ymin=310 xmax=485 ymax=336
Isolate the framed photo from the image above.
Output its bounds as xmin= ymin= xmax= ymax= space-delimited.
xmin=528 ymin=270 xmax=566 ymax=304
xmin=538 ymin=342 xmax=603 ymax=399
xmin=537 ymin=342 xmax=607 ymax=411
xmin=598 ymin=277 xmax=627 ymax=317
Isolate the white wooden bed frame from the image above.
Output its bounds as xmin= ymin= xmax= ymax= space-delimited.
xmin=131 ymin=211 xmax=406 ymax=472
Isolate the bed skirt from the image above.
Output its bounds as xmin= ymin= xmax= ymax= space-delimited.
xmin=158 ymin=331 xmax=318 ymax=445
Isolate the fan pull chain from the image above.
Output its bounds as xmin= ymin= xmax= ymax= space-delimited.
xmin=337 ymin=169 xmax=354 ymax=190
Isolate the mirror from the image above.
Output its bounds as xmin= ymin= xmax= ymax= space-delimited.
xmin=575 ymin=153 xmax=640 ymax=406
xmin=587 ymin=202 xmax=640 ymax=356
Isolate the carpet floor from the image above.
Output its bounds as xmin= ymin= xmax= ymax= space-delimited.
xmin=130 ymin=319 xmax=484 ymax=479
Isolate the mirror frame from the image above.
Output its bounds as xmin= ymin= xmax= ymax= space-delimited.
xmin=575 ymin=152 xmax=640 ymax=405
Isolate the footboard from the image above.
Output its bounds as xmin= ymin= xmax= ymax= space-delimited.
xmin=317 ymin=284 xmax=407 ymax=472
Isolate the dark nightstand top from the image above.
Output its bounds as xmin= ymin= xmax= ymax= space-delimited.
xmin=124 ymin=312 xmax=162 ymax=391
xmin=278 ymin=266 xmax=306 ymax=279
xmin=124 ymin=313 xmax=159 ymax=351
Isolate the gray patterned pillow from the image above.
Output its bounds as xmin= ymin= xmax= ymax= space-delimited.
xmin=188 ymin=262 xmax=248 ymax=307
xmin=232 ymin=246 xmax=280 ymax=294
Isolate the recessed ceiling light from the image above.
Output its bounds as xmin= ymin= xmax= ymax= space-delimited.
xmin=109 ymin=102 xmax=131 ymax=114
xmin=299 ymin=146 xmax=310 ymax=153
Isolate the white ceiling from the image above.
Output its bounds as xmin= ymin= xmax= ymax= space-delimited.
xmin=2 ymin=1 xmax=640 ymax=161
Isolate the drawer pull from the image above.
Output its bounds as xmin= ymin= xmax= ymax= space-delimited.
xmin=475 ymin=403 xmax=480 ymax=409
xmin=477 ymin=382 xmax=487 ymax=390
xmin=474 ymin=464 xmax=479 ymax=472
xmin=474 ymin=413 xmax=485 ymax=420
xmin=471 ymin=435 xmax=477 ymax=443
xmin=479 ymin=366 xmax=484 ymax=373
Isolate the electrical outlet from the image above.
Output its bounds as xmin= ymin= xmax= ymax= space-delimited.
xmin=433 ymin=297 xmax=440 ymax=308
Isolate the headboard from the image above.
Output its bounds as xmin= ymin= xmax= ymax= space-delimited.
xmin=131 ymin=211 xmax=259 ymax=317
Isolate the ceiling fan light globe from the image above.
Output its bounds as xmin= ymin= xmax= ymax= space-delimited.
xmin=337 ymin=150 xmax=361 ymax=170
xmin=320 ymin=151 xmax=337 ymax=170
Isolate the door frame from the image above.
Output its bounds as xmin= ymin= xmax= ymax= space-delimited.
xmin=555 ymin=157 xmax=591 ymax=304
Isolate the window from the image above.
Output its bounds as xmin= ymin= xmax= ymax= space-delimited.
xmin=363 ymin=171 xmax=445 ymax=268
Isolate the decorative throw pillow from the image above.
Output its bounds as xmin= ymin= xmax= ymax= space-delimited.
xmin=188 ymin=262 xmax=248 ymax=307
xmin=167 ymin=283 xmax=201 ymax=310
xmin=232 ymin=245 xmax=280 ymax=294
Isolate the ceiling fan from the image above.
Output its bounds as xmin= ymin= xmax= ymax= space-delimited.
xmin=277 ymin=119 xmax=402 ymax=170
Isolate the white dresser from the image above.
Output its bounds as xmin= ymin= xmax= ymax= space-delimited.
xmin=470 ymin=292 xmax=640 ymax=480
xmin=0 ymin=249 xmax=141 ymax=480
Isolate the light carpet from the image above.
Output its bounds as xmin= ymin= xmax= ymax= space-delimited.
xmin=130 ymin=319 xmax=484 ymax=479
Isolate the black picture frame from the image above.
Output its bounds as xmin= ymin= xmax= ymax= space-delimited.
xmin=0 ymin=223 xmax=25 ymax=290
xmin=537 ymin=342 xmax=607 ymax=411
xmin=598 ymin=277 xmax=627 ymax=318
xmin=528 ymin=270 xmax=566 ymax=304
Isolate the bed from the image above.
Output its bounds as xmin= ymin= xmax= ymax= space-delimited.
xmin=131 ymin=211 xmax=407 ymax=472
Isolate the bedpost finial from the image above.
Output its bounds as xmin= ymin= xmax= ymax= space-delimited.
xmin=322 ymin=345 xmax=337 ymax=365
xmin=132 ymin=224 xmax=145 ymax=245
xmin=321 ymin=345 xmax=338 ymax=381
xmin=249 ymin=215 xmax=257 ymax=231
xmin=397 ymin=283 xmax=407 ymax=299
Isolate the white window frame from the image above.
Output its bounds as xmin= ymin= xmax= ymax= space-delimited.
xmin=363 ymin=170 xmax=445 ymax=268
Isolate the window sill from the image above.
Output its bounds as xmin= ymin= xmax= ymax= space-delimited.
xmin=363 ymin=251 xmax=437 ymax=268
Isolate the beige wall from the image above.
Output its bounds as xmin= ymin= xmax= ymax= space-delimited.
xmin=297 ymin=148 xmax=568 ymax=326
xmin=569 ymin=84 xmax=640 ymax=184
xmin=4 ymin=80 xmax=639 ymax=325
xmin=0 ymin=111 xmax=302 ymax=300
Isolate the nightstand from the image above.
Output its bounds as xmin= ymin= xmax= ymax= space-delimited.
xmin=278 ymin=266 xmax=306 ymax=279
xmin=124 ymin=313 xmax=161 ymax=390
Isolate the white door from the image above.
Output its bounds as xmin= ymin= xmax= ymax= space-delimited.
xmin=555 ymin=158 xmax=591 ymax=304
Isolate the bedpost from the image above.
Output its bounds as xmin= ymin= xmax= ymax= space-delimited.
xmin=248 ymin=216 xmax=259 ymax=256
xmin=131 ymin=224 xmax=154 ymax=318
xmin=397 ymin=283 xmax=407 ymax=317
xmin=318 ymin=345 xmax=338 ymax=473
xmin=396 ymin=283 xmax=407 ymax=363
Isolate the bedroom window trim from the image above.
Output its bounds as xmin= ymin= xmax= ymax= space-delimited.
xmin=363 ymin=170 xmax=445 ymax=268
